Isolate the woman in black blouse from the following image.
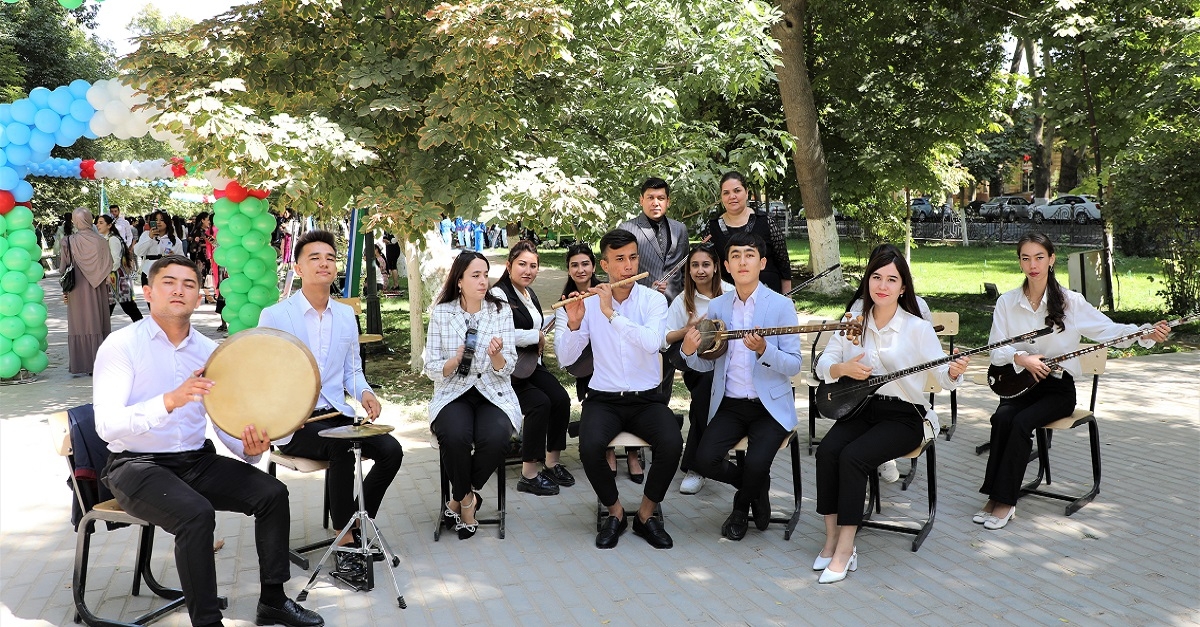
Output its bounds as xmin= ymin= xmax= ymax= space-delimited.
xmin=701 ymin=171 xmax=792 ymax=293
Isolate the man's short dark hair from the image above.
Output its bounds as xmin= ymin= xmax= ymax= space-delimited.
xmin=639 ymin=177 xmax=670 ymax=198
xmin=148 ymin=255 xmax=201 ymax=284
xmin=724 ymin=231 xmax=768 ymax=260
xmin=599 ymin=228 xmax=638 ymax=258
xmin=293 ymin=230 xmax=338 ymax=262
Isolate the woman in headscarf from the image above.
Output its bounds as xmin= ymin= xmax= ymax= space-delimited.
xmin=59 ymin=207 xmax=113 ymax=375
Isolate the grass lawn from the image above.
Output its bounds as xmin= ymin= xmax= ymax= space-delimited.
xmin=368 ymin=237 xmax=1195 ymax=406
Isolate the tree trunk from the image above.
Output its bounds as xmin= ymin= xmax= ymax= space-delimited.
xmin=1058 ymin=145 xmax=1080 ymax=192
xmin=403 ymin=239 xmax=425 ymax=371
xmin=1027 ymin=40 xmax=1052 ymax=202
xmin=772 ymin=0 xmax=841 ymax=294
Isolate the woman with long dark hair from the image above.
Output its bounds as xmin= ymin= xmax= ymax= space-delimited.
xmin=975 ymin=232 xmax=1169 ymax=530
xmin=813 ymin=250 xmax=969 ymax=583
xmin=491 ymin=240 xmax=574 ymax=495
xmin=95 ymin=214 xmax=143 ymax=322
xmin=133 ymin=210 xmax=182 ymax=285
xmin=701 ymin=171 xmax=792 ymax=293
xmin=423 ymin=251 xmax=521 ymax=539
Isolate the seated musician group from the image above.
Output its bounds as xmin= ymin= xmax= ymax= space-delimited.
xmin=89 ymin=173 xmax=1175 ymax=626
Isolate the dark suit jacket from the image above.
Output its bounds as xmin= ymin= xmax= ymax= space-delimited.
xmin=617 ymin=213 xmax=689 ymax=303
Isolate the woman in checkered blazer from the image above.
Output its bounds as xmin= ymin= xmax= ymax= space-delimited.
xmin=424 ymin=251 xmax=522 ymax=539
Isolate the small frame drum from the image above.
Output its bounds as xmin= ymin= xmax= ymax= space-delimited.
xmin=203 ymin=328 xmax=320 ymax=440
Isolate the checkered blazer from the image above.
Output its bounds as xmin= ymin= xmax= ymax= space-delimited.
xmin=422 ymin=299 xmax=522 ymax=432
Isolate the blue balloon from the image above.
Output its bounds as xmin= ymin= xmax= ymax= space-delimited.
xmin=82 ymin=127 xmax=98 ymax=140
xmin=59 ymin=116 xmax=86 ymax=139
xmin=55 ymin=128 xmax=77 ymax=148
xmin=5 ymin=144 xmax=31 ymax=167
xmin=30 ymin=150 xmax=50 ymax=164
xmin=12 ymin=180 xmax=32 ymax=203
xmin=9 ymin=100 xmax=35 ymax=125
xmin=28 ymin=129 xmax=54 ymax=153
xmin=0 ymin=167 xmax=16 ymax=190
xmin=28 ymin=87 xmax=51 ymax=108
xmin=10 ymin=164 xmax=28 ymax=177
xmin=34 ymin=110 xmax=60 ymax=134
xmin=0 ymin=130 xmax=6 ymax=149
xmin=5 ymin=123 xmax=29 ymax=146
xmin=0 ymin=105 xmax=10 ymax=125
xmin=69 ymin=80 xmax=91 ymax=98
xmin=69 ymin=99 xmax=95 ymax=123
xmin=0 ymin=150 xmax=6 ymax=168
xmin=48 ymin=88 xmax=74 ymax=116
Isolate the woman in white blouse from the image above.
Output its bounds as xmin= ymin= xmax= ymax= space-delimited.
xmin=424 ymin=251 xmax=521 ymax=539
xmin=976 ymin=233 xmax=1169 ymax=530
xmin=490 ymin=240 xmax=574 ymax=497
xmin=133 ymin=210 xmax=183 ymax=285
xmin=813 ymin=250 xmax=969 ymax=584
xmin=663 ymin=243 xmax=731 ymax=495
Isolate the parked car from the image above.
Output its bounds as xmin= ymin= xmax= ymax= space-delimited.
xmin=979 ymin=195 xmax=1032 ymax=222
xmin=910 ymin=198 xmax=937 ymax=221
xmin=1031 ymin=195 xmax=1101 ymax=224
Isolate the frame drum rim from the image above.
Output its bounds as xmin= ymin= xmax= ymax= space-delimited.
xmin=202 ymin=328 xmax=320 ymax=440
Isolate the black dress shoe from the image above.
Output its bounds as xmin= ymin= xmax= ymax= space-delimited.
xmin=255 ymin=598 xmax=324 ymax=627
xmin=544 ymin=463 xmax=576 ymax=487
xmin=595 ymin=514 xmax=627 ymax=549
xmin=751 ymin=485 xmax=771 ymax=531
xmin=517 ymin=471 xmax=561 ymax=496
xmin=721 ymin=510 xmax=749 ymax=541
xmin=632 ymin=514 xmax=673 ymax=549
xmin=628 ymin=452 xmax=644 ymax=484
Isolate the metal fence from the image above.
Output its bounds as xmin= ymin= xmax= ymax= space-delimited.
xmin=788 ymin=218 xmax=1106 ymax=247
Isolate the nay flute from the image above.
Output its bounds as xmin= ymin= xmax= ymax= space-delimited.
xmin=653 ymin=235 xmax=713 ymax=289
xmin=551 ymin=272 xmax=651 ymax=309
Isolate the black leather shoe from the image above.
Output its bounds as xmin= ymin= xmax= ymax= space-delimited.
xmin=595 ymin=514 xmax=627 ymax=549
xmin=628 ymin=452 xmax=644 ymax=484
xmin=544 ymin=463 xmax=576 ymax=487
xmin=721 ymin=510 xmax=749 ymax=541
xmin=751 ymin=485 xmax=771 ymax=531
xmin=517 ymin=471 xmax=561 ymax=496
xmin=255 ymin=598 xmax=324 ymax=627
xmin=632 ymin=514 xmax=673 ymax=549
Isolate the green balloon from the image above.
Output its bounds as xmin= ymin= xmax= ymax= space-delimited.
xmin=242 ymin=258 xmax=267 ymax=281
xmin=0 ymin=238 xmax=7 ymax=258
xmin=228 ymin=214 xmax=252 ymax=237
xmin=24 ymin=322 xmax=47 ymax=340
xmin=2 ymin=248 xmax=30 ymax=272
xmin=24 ymin=261 xmax=44 ymax=283
xmin=0 ymin=316 xmax=26 ymax=340
xmin=59 ymin=0 xmax=86 ymax=9
xmin=0 ymin=351 xmax=20 ymax=379
xmin=239 ymin=197 xmax=265 ymax=217
xmin=0 ymin=271 xmax=28 ymax=296
xmin=221 ymin=274 xmax=252 ymax=295
xmin=0 ymin=294 xmax=20 ymax=316
xmin=7 ymin=229 xmax=36 ymax=254
xmin=19 ymin=302 xmax=46 ymax=327
xmin=213 ymin=197 xmax=238 ymax=216
xmin=223 ymin=291 xmax=248 ymax=312
xmin=221 ymin=307 xmax=242 ymax=324
xmin=241 ymin=229 xmax=268 ymax=252
xmin=11 ymin=334 xmax=38 ymax=359
xmin=224 ymin=245 xmax=250 ymax=271
xmin=238 ymin=302 xmax=264 ymax=327
xmin=251 ymin=211 xmax=276 ymax=234
xmin=4 ymin=207 xmax=33 ymax=231
xmin=22 ymin=283 xmax=44 ymax=303
xmin=247 ymin=284 xmax=278 ymax=307
xmin=212 ymin=245 xmax=230 ymax=267
xmin=38 ymin=337 xmax=47 ymax=351
xmin=21 ymin=350 xmax=48 ymax=374
xmin=255 ymin=246 xmax=278 ymax=266
xmin=0 ymin=335 xmax=10 ymax=355
xmin=216 ymin=228 xmax=238 ymax=247
xmin=0 ymin=213 xmax=6 ymax=236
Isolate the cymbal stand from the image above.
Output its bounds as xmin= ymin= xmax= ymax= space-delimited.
xmin=296 ymin=436 xmax=407 ymax=609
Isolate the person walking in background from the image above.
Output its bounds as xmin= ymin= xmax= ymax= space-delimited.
xmin=95 ymin=214 xmax=143 ymax=322
xmin=60 ymin=208 xmax=113 ymax=375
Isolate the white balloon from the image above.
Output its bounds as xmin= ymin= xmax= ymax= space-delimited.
xmin=104 ymin=105 xmax=128 ymax=126
xmin=86 ymin=80 xmax=109 ymax=109
xmin=203 ymin=170 xmax=233 ymax=189
xmin=167 ymin=135 xmax=187 ymax=153
xmin=89 ymin=114 xmax=115 ymax=137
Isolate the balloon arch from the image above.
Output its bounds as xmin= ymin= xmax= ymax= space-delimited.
xmin=0 ymin=78 xmax=278 ymax=379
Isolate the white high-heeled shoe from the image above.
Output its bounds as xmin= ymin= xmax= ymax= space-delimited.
xmin=818 ymin=549 xmax=857 ymax=584
xmin=983 ymin=506 xmax=1016 ymax=530
xmin=812 ymin=552 xmax=833 ymax=571
xmin=972 ymin=510 xmax=990 ymax=524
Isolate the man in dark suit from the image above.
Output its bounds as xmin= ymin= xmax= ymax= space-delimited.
xmin=617 ymin=177 xmax=690 ymax=303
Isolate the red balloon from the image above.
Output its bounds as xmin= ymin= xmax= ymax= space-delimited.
xmin=212 ymin=188 xmax=226 ymax=199
xmin=80 ymin=159 xmax=96 ymax=179
xmin=224 ymin=181 xmax=248 ymax=203
xmin=247 ymin=189 xmax=269 ymax=200
xmin=0 ymin=190 xmax=14 ymax=213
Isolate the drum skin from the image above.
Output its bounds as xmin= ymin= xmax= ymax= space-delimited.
xmin=203 ymin=327 xmax=320 ymax=440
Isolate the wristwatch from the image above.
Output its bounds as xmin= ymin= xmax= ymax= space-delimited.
xmin=607 ymin=309 xmax=620 ymax=322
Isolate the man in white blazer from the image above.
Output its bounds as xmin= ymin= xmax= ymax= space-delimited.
xmin=258 ymin=230 xmax=403 ymax=572
xmin=681 ymin=231 xmax=802 ymax=541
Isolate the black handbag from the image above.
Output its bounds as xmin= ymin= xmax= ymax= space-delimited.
xmin=59 ymin=236 xmax=76 ymax=293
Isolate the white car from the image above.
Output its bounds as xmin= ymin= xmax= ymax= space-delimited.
xmin=1031 ymin=195 xmax=1101 ymax=224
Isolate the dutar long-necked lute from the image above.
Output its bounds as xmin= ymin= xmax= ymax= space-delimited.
xmin=816 ymin=326 xmax=1055 ymax=421
xmin=987 ymin=313 xmax=1198 ymax=398
xmin=695 ymin=317 xmax=863 ymax=360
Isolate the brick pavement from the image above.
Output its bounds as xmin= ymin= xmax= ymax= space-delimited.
xmin=1 ymin=271 xmax=1197 ymax=626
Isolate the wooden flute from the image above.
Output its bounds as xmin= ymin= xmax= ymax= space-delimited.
xmin=550 ymin=272 xmax=651 ymax=309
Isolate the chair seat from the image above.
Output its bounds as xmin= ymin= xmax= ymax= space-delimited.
xmin=269 ymin=451 xmax=330 ymax=473
xmin=93 ymin=499 xmax=125 ymax=514
xmin=1043 ymin=408 xmax=1094 ymax=430
xmin=608 ymin=432 xmax=652 ymax=448
xmin=359 ymin=333 xmax=383 ymax=345
xmin=731 ymin=431 xmax=795 ymax=452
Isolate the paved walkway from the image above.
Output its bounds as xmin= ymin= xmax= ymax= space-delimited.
xmin=1 ymin=270 xmax=1198 ymax=626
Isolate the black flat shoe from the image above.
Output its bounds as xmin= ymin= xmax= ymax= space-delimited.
xmin=632 ymin=514 xmax=673 ymax=549
xmin=517 ymin=471 xmax=561 ymax=496
xmin=628 ymin=452 xmax=644 ymax=484
xmin=721 ymin=510 xmax=749 ymax=541
xmin=544 ymin=463 xmax=576 ymax=487
xmin=751 ymin=485 xmax=771 ymax=531
xmin=595 ymin=514 xmax=627 ymax=549
xmin=255 ymin=598 xmax=324 ymax=627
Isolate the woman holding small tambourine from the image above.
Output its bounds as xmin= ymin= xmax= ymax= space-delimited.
xmin=424 ymin=251 xmax=521 ymax=540
xmin=491 ymin=240 xmax=574 ymax=497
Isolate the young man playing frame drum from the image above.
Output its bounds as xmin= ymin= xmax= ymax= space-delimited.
xmin=94 ymin=255 xmax=323 ymax=627
xmin=258 ymin=230 xmax=403 ymax=575
xmin=680 ymin=232 xmax=802 ymax=541
xmin=557 ymin=228 xmax=683 ymax=549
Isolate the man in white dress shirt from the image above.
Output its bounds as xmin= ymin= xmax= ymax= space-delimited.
xmin=94 ymin=255 xmax=323 ymax=627
xmin=109 ymin=203 xmax=135 ymax=247
xmin=558 ymin=229 xmax=683 ymax=550
xmin=258 ymin=230 xmax=402 ymax=574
